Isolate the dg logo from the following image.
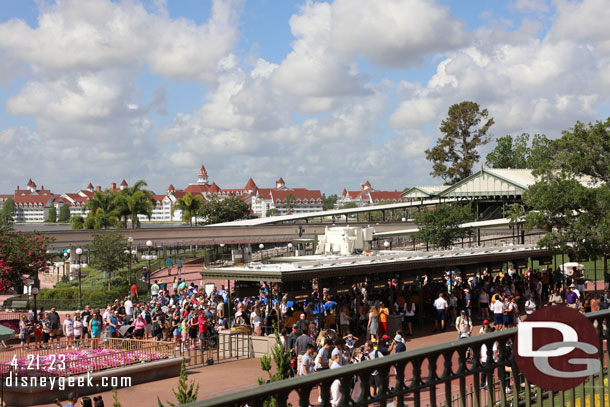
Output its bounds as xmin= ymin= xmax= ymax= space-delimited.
xmin=514 ymin=306 xmax=601 ymax=391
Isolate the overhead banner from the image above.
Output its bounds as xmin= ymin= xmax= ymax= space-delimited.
xmin=534 ymin=256 xmax=553 ymax=265
xmin=513 ymin=259 xmax=528 ymax=269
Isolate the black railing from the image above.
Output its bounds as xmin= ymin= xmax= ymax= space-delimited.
xmin=185 ymin=309 xmax=610 ymax=407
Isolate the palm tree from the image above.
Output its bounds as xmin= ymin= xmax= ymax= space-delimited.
xmin=115 ymin=180 xmax=155 ymax=228
xmin=172 ymin=193 xmax=205 ymax=226
xmin=84 ymin=190 xmax=120 ymax=229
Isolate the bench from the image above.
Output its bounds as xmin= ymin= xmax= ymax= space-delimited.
xmin=9 ymin=300 xmax=28 ymax=311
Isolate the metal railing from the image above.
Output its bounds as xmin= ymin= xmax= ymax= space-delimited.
xmin=186 ymin=309 xmax=610 ymax=407
xmin=0 ymin=337 xmax=175 ymax=363
xmin=179 ymin=329 xmax=251 ymax=367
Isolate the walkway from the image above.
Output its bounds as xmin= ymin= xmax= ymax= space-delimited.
xmin=39 ymin=324 xmax=481 ymax=407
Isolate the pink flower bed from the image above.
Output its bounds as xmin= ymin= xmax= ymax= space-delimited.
xmin=1 ymin=348 xmax=168 ymax=377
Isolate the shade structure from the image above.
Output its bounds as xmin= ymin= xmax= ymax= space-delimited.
xmin=0 ymin=324 xmax=15 ymax=341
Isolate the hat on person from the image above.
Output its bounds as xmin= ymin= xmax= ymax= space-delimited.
xmin=570 ymin=284 xmax=576 ymax=288
xmin=460 ymin=309 xmax=466 ymax=314
xmin=394 ymin=334 xmax=404 ymax=343
xmin=483 ymin=320 xmax=489 ymax=325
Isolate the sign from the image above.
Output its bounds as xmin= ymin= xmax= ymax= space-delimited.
xmin=287 ymin=290 xmax=311 ymax=301
xmin=334 ymin=285 xmax=352 ymax=294
xmin=371 ymin=282 xmax=387 ymax=290
xmin=514 ymin=306 xmax=600 ymax=391
xmin=513 ymin=259 xmax=528 ymax=269
xmin=401 ymin=277 xmax=417 ymax=285
xmin=535 ymin=256 xmax=553 ymax=265
xmin=488 ymin=263 xmax=503 ymax=273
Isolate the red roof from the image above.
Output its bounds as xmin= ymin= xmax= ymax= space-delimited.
xmin=184 ymin=184 xmax=210 ymax=193
xmin=346 ymin=190 xmax=367 ymax=199
xmin=368 ymin=191 xmax=407 ymax=203
xmin=244 ymin=178 xmax=257 ymax=191
xmin=14 ymin=195 xmax=53 ymax=206
xmin=208 ymin=182 xmax=221 ymax=193
xmin=87 ymin=183 xmax=94 ymax=189
xmin=167 ymin=184 xmax=175 ymax=193
xmin=276 ymin=177 xmax=285 ymax=185
xmin=363 ymin=180 xmax=372 ymax=188
xmin=27 ymin=179 xmax=36 ymax=188
xmin=120 ymin=179 xmax=128 ymax=187
xmin=271 ymin=189 xmax=322 ymax=202
xmin=152 ymin=194 xmax=165 ymax=205
xmin=342 ymin=188 xmax=347 ymax=197
xmin=198 ymin=164 xmax=208 ymax=177
xmin=79 ymin=190 xmax=94 ymax=198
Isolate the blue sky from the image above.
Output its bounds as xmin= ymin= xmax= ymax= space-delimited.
xmin=0 ymin=0 xmax=609 ymax=195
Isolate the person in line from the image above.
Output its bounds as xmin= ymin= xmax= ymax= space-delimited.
xmin=456 ymin=310 xmax=472 ymax=339
xmin=433 ymin=293 xmax=448 ymax=333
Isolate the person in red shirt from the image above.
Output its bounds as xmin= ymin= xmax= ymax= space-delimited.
xmin=198 ymin=310 xmax=207 ymax=347
xmin=130 ymin=284 xmax=138 ymax=301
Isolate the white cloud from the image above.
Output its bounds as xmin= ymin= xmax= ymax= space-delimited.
xmin=511 ymin=0 xmax=550 ymax=14
xmin=0 ymin=0 xmax=241 ymax=82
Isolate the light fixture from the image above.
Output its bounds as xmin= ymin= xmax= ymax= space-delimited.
xmin=259 ymin=243 xmax=264 ymax=249
xmin=124 ymin=249 xmax=130 ymax=254
xmin=219 ymin=243 xmax=225 ymax=247
xmin=131 ymin=250 xmax=137 ymax=255
xmin=383 ymin=241 xmax=390 ymax=248
xmin=288 ymin=243 xmax=293 ymax=249
xmin=402 ymin=217 xmax=406 ymax=222
xmin=81 ymin=263 xmax=88 ymax=269
xmin=75 ymin=248 xmax=83 ymax=255
xmin=128 ymin=237 xmax=134 ymax=243
xmin=63 ymin=252 xmax=68 ymax=258
xmin=152 ymin=255 xmax=158 ymax=260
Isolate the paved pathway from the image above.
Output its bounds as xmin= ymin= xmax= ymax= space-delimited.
xmin=36 ymin=323 xmax=488 ymax=407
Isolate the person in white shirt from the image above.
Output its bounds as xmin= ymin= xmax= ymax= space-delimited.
xmin=63 ymin=314 xmax=74 ymax=349
xmin=124 ymin=298 xmax=133 ymax=322
xmin=330 ymin=353 xmax=344 ymax=407
xmin=492 ymin=296 xmax=505 ymax=330
xmin=524 ymin=295 xmax=536 ymax=318
xmin=299 ymin=344 xmax=315 ymax=376
xmin=433 ymin=293 xmax=448 ymax=332
xmin=73 ymin=315 xmax=83 ymax=348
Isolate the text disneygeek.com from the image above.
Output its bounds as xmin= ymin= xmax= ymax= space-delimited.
xmin=4 ymin=373 xmax=132 ymax=391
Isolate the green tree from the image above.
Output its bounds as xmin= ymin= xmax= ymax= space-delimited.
xmin=425 ymin=101 xmax=494 ymax=184
xmin=158 ymin=359 xmax=199 ymax=406
xmin=88 ymin=231 xmax=129 ymax=289
xmin=257 ymin=327 xmax=291 ymax=407
xmin=0 ymin=230 xmax=55 ymax=292
xmin=322 ymin=193 xmax=338 ymax=210
xmin=340 ymin=202 xmax=357 ymax=209
xmin=415 ymin=204 xmax=473 ymax=249
xmin=525 ymin=118 xmax=610 ymax=260
xmin=112 ymin=388 xmax=122 ymax=407
xmin=486 ymin=133 xmax=553 ymax=169
xmin=58 ymin=204 xmax=71 ymax=222
xmin=70 ymin=215 xmax=85 ymax=230
xmin=265 ymin=208 xmax=281 ymax=217
xmin=115 ymin=180 xmax=155 ymax=228
xmin=504 ymin=203 xmax=525 ymax=244
xmin=85 ymin=190 xmax=120 ymax=229
xmin=0 ymin=197 xmax=16 ymax=225
xmin=283 ymin=192 xmax=295 ymax=212
xmin=199 ymin=196 xmax=250 ymax=225
xmin=47 ymin=206 xmax=57 ymax=223
xmin=172 ymin=193 xmax=205 ymax=226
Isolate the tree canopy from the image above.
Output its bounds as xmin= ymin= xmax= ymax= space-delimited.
xmin=322 ymin=194 xmax=338 ymax=210
xmin=58 ymin=204 xmax=71 ymax=223
xmin=485 ymin=133 xmax=553 ymax=169
xmin=199 ymin=196 xmax=250 ymax=225
xmin=525 ymin=118 xmax=610 ymax=260
xmin=414 ymin=204 xmax=473 ymax=249
xmin=87 ymin=231 xmax=129 ymax=288
xmin=425 ymin=101 xmax=494 ymax=184
xmin=172 ymin=192 xmax=205 ymax=226
xmin=0 ymin=198 xmax=16 ymax=225
xmin=0 ymin=229 xmax=54 ymax=292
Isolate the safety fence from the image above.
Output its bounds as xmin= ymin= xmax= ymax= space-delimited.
xmin=185 ymin=309 xmax=610 ymax=407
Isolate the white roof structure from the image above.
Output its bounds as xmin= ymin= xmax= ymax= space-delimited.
xmin=439 ymin=168 xmax=537 ymax=199
xmin=401 ymin=185 xmax=447 ymax=199
xmin=373 ymin=217 xmax=517 ymax=237
xmin=206 ymin=198 xmax=456 ymax=227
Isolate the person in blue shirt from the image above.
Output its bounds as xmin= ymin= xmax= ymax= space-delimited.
xmin=166 ymin=257 xmax=173 ymax=275
xmin=107 ymin=311 xmax=119 ymax=338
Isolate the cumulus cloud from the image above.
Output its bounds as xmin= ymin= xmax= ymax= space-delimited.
xmin=0 ymin=0 xmax=241 ymax=82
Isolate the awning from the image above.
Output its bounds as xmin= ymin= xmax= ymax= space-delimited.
xmin=0 ymin=324 xmax=15 ymax=341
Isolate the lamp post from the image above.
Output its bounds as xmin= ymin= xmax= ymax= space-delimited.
xmin=287 ymin=242 xmax=293 ymax=256
xmin=146 ymin=240 xmax=153 ymax=294
xmin=74 ymin=248 xmax=87 ymax=309
xmin=63 ymin=252 xmax=68 ymax=277
xmin=383 ymin=240 xmax=390 ymax=250
xmin=126 ymin=237 xmax=134 ymax=284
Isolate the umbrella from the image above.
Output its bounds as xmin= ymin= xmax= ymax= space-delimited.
xmin=560 ymin=262 xmax=584 ymax=276
xmin=0 ymin=324 xmax=15 ymax=341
